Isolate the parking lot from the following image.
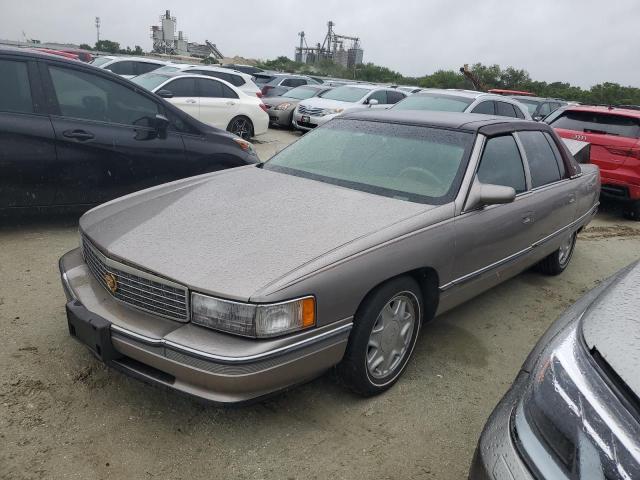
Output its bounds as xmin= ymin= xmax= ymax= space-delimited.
xmin=0 ymin=128 xmax=638 ymax=480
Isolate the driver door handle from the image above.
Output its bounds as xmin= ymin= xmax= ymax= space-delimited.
xmin=63 ymin=129 xmax=95 ymax=141
xmin=185 ymin=98 xmax=197 ymax=104
xmin=226 ymin=101 xmax=236 ymax=106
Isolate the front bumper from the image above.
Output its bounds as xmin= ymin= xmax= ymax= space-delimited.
xmin=599 ymin=171 xmax=640 ymax=201
xmin=469 ymin=372 xmax=534 ymax=479
xmin=59 ymin=248 xmax=351 ymax=404
xmin=292 ymin=111 xmax=337 ymax=131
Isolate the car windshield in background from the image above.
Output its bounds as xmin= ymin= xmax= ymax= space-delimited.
xmin=393 ymin=93 xmax=474 ymax=112
xmin=90 ymin=57 xmax=112 ymax=67
xmin=154 ymin=66 xmax=181 ymax=73
xmin=284 ymin=86 xmax=319 ymax=100
xmin=319 ymin=86 xmax=370 ymax=103
xmin=131 ymin=73 xmax=171 ymax=91
xmin=515 ymin=99 xmax=540 ymax=115
xmin=264 ymin=119 xmax=473 ymax=204
xmin=550 ymin=111 xmax=640 ymax=138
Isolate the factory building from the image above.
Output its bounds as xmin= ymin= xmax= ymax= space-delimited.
xmin=150 ymin=10 xmax=223 ymax=59
xmin=295 ymin=21 xmax=364 ymax=69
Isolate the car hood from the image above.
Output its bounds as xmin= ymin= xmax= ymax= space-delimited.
xmin=80 ymin=166 xmax=429 ymax=301
xmin=298 ymin=97 xmax=362 ymax=111
xmin=582 ymin=261 xmax=640 ymax=397
xmin=264 ymin=96 xmax=302 ymax=108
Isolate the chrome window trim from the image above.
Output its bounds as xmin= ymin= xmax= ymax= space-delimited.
xmin=110 ymin=321 xmax=353 ymax=365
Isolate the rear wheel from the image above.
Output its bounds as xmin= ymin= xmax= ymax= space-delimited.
xmin=623 ymin=200 xmax=640 ymax=221
xmin=337 ymin=277 xmax=422 ymax=396
xmin=537 ymin=232 xmax=576 ymax=275
xmin=227 ymin=116 xmax=254 ymax=140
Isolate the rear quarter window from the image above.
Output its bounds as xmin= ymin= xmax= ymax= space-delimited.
xmin=550 ymin=111 xmax=640 ymax=138
xmin=518 ymin=130 xmax=562 ymax=188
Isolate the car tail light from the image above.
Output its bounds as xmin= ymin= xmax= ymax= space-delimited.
xmin=259 ymin=103 xmax=268 ymax=112
xmin=261 ymin=85 xmax=274 ymax=96
xmin=256 ymin=91 xmax=263 ymax=98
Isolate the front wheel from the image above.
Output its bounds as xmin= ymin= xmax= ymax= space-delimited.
xmin=623 ymin=200 xmax=640 ymax=221
xmin=337 ymin=276 xmax=422 ymax=396
xmin=227 ymin=116 xmax=254 ymax=140
xmin=537 ymin=232 xmax=576 ymax=275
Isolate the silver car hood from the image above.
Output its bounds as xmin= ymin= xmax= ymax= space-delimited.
xmin=80 ymin=166 xmax=430 ymax=301
xmin=582 ymin=261 xmax=640 ymax=397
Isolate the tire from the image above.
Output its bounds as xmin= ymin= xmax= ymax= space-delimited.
xmin=623 ymin=200 xmax=640 ymax=221
xmin=337 ymin=276 xmax=423 ymax=396
xmin=227 ymin=116 xmax=254 ymax=140
xmin=537 ymin=232 xmax=576 ymax=276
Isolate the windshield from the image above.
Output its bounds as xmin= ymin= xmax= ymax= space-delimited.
xmin=550 ymin=111 xmax=640 ymax=138
xmin=319 ymin=86 xmax=370 ymax=103
xmin=154 ymin=66 xmax=181 ymax=73
xmin=90 ymin=57 xmax=112 ymax=67
xmin=131 ymin=73 xmax=171 ymax=92
xmin=284 ymin=86 xmax=319 ymax=100
xmin=393 ymin=93 xmax=473 ymax=112
xmin=264 ymin=119 xmax=473 ymax=204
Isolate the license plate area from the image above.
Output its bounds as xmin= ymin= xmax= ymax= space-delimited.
xmin=66 ymin=301 xmax=122 ymax=362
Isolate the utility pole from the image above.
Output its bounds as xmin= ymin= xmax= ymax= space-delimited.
xmin=95 ymin=17 xmax=101 ymax=43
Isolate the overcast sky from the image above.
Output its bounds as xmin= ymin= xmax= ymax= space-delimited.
xmin=2 ymin=0 xmax=639 ymax=88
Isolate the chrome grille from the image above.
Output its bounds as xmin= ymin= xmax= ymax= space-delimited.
xmin=297 ymin=104 xmax=324 ymax=116
xmin=82 ymin=237 xmax=189 ymax=322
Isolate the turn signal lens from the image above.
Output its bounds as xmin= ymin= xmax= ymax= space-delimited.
xmin=232 ymin=138 xmax=256 ymax=155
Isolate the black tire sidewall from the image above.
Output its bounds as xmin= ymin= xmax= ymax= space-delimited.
xmin=343 ymin=277 xmax=423 ymax=393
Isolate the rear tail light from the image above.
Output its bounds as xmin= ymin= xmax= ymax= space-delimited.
xmin=259 ymin=103 xmax=268 ymax=112
xmin=261 ymin=85 xmax=274 ymax=96
xmin=256 ymin=91 xmax=263 ymax=98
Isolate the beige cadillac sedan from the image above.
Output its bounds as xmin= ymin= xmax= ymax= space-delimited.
xmin=59 ymin=110 xmax=600 ymax=404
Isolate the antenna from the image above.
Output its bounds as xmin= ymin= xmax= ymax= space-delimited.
xmin=95 ymin=17 xmax=101 ymax=43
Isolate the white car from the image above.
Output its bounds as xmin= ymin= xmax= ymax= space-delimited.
xmin=132 ymin=72 xmax=268 ymax=139
xmin=392 ymin=89 xmax=532 ymax=119
xmin=90 ymin=56 xmax=166 ymax=79
xmin=153 ymin=64 xmax=262 ymax=98
xmin=293 ymin=84 xmax=407 ymax=131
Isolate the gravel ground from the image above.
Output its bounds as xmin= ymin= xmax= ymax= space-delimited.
xmin=1 ymin=128 xmax=639 ymax=480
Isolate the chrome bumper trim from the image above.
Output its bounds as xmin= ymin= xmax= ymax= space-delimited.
xmin=110 ymin=321 xmax=353 ymax=365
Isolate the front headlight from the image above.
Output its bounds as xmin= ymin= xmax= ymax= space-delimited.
xmin=274 ymin=102 xmax=292 ymax=111
xmin=191 ymin=293 xmax=315 ymax=338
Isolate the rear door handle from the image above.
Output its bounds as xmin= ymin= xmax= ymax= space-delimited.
xmin=185 ymin=98 xmax=197 ymax=104
xmin=226 ymin=101 xmax=236 ymax=106
xmin=522 ymin=211 xmax=535 ymax=224
xmin=63 ymin=129 xmax=95 ymax=141
xmin=568 ymin=194 xmax=576 ymax=204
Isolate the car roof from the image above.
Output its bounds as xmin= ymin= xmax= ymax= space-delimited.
xmin=510 ymin=95 xmax=566 ymax=103
xmin=103 ymin=56 xmax=166 ymax=64
xmin=340 ymin=109 xmax=533 ymax=132
xmin=413 ymin=88 xmax=506 ymax=100
xmin=560 ymin=104 xmax=640 ymax=118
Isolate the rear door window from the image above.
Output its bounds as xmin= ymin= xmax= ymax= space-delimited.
xmin=518 ymin=130 xmax=562 ymax=187
xmin=0 ymin=59 xmax=34 ymax=114
xmin=281 ymin=78 xmax=306 ymax=88
xmin=496 ymin=102 xmax=518 ymax=118
xmin=477 ymin=135 xmax=526 ymax=193
xmin=471 ymin=101 xmax=495 ymax=115
xmin=543 ymin=132 xmax=566 ymax=178
xmin=136 ymin=62 xmax=161 ymax=75
xmin=197 ymin=79 xmax=238 ymax=99
xmin=549 ymin=111 xmax=640 ymax=138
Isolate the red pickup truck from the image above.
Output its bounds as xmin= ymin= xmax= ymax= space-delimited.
xmin=546 ymin=105 xmax=640 ymax=219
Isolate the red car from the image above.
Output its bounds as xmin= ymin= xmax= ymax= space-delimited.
xmin=546 ymin=105 xmax=640 ymax=219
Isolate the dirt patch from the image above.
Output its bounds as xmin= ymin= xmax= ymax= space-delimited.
xmin=580 ymin=224 xmax=640 ymax=240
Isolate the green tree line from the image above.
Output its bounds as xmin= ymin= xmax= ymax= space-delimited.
xmin=80 ymin=40 xmax=144 ymax=56
xmin=257 ymin=56 xmax=640 ymax=106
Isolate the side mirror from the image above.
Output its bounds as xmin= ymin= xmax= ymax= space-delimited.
xmin=153 ymin=114 xmax=170 ymax=139
xmin=157 ymin=89 xmax=173 ymax=99
xmin=533 ymin=115 xmax=543 ymax=122
xmin=465 ymin=178 xmax=516 ymax=211
xmin=367 ymin=98 xmax=379 ymax=107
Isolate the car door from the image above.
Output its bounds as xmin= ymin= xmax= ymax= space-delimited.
xmin=42 ymin=61 xmax=186 ymax=205
xmin=515 ymin=130 xmax=577 ymax=245
xmin=195 ymin=78 xmax=239 ymax=129
xmin=450 ymin=134 xmax=537 ymax=300
xmin=0 ymin=56 xmax=58 ymax=208
xmin=160 ymin=77 xmax=200 ymax=119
